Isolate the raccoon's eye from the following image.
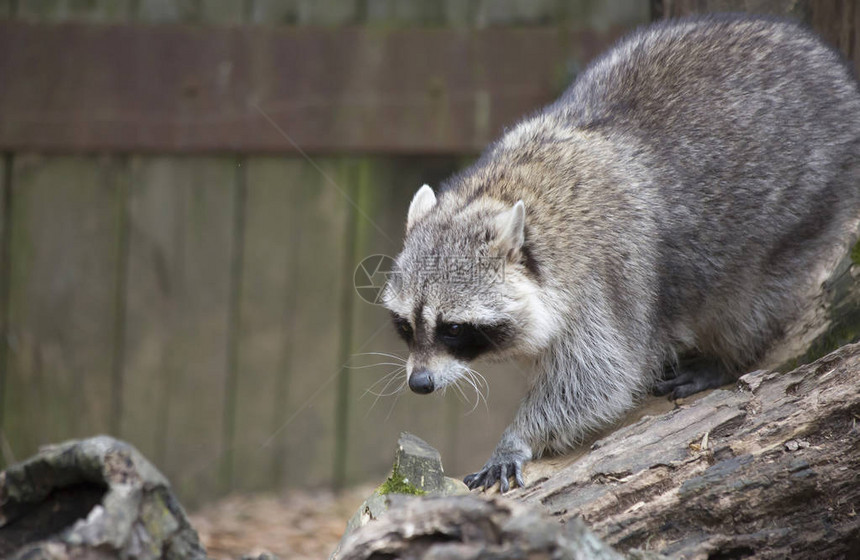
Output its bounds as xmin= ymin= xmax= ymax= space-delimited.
xmin=393 ymin=316 xmax=413 ymax=342
xmin=442 ymin=323 xmax=463 ymax=338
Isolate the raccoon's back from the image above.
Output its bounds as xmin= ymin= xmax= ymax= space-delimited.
xmin=564 ymin=15 xmax=860 ymax=194
xmin=560 ymin=14 xmax=860 ymax=273
xmin=537 ymin=14 xmax=860 ymax=355
xmin=565 ymin=16 xmax=860 ymax=139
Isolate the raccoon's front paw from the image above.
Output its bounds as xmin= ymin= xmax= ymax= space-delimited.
xmin=463 ymin=449 xmax=529 ymax=493
xmin=654 ymin=362 xmax=736 ymax=399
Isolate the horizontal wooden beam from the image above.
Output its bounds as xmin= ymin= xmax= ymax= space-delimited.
xmin=0 ymin=22 xmax=625 ymax=155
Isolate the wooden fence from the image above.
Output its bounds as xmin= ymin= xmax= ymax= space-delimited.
xmin=0 ymin=0 xmax=650 ymax=507
xmin=0 ymin=0 xmax=855 ymax=508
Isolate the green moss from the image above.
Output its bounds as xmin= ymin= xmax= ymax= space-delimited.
xmin=379 ymin=467 xmax=426 ymax=496
xmin=802 ymin=322 xmax=860 ymax=363
xmin=851 ymin=239 xmax=860 ymax=266
xmin=778 ymin=309 xmax=860 ymax=372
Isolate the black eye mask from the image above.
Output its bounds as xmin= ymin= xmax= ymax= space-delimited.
xmin=435 ymin=320 xmax=515 ymax=361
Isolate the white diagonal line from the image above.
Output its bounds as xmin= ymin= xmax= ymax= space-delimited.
xmin=252 ymin=103 xmax=397 ymax=247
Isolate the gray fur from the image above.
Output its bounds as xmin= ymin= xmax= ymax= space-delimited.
xmin=384 ymin=15 xmax=860 ymax=491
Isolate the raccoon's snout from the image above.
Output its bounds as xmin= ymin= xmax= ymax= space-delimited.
xmin=408 ymin=368 xmax=435 ymax=394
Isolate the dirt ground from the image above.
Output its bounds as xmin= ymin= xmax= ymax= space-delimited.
xmin=189 ymin=485 xmax=375 ymax=560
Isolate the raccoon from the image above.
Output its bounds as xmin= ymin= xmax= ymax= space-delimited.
xmin=382 ymin=15 xmax=860 ymax=492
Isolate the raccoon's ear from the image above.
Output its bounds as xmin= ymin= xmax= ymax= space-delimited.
xmin=493 ymin=200 xmax=526 ymax=260
xmin=407 ymin=184 xmax=437 ymax=230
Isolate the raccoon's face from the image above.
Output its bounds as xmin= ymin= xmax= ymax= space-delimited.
xmin=383 ymin=185 xmax=556 ymax=395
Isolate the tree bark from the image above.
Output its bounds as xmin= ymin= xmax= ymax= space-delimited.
xmin=505 ymin=342 xmax=860 ymax=559
xmin=335 ymin=493 xmax=633 ymax=560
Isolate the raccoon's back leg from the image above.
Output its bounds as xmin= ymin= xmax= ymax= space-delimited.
xmin=653 ymin=357 xmax=736 ymax=399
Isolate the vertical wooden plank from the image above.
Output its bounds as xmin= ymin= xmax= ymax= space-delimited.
xmin=219 ymin=160 xmax=245 ymax=492
xmin=268 ymin=174 xmax=303 ymax=490
xmin=227 ymin=158 xmax=304 ymax=492
xmin=0 ymin=154 xmax=11 ymax=468
xmin=4 ymin=155 xmax=124 ymax=463
xmin=340 ymin=157 xmax=404 ymax=486
xmin=121 ymin=156 xmax=236 ymax=508
xmin=109 ymin=161 xmax=130 ymax=436
xmin=0 ymin=0 xmax=15 ymax=18
xmin=333 ymin=158 xmax=364 ymax=490
xmin=270 ymin=157 xmax=347 ymax=489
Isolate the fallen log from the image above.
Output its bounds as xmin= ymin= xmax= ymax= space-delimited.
xmin=335 ymin=493 xmax=634 ymax=560
xmin=513 ymin=342 xmax=860 ymax=558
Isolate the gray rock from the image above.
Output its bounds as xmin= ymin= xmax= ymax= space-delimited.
xmin=0 ymin=435 xmax=208 ymax=560
xmin=392 ymin=431 xmax=445 ymax=492
xmin=390 ymin=432 xmax=468 ymax=495
xmin=331 ymin=432 xmax=468 ymax=559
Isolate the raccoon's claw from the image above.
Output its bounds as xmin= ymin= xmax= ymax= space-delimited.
xmin=463 ymin=456 xmax=526 ymax=493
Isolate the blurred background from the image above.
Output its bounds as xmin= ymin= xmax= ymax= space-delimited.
xmin=0 ymin=0 xmax=856 ymax=546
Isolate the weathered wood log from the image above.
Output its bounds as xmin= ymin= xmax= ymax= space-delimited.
xmin=335 ymin=493 xmax=634 ymax=560
xmin=513 ymin=343 xmax=860 ymax=558
xmin=0 ymin=436 xmax=209 ymax=560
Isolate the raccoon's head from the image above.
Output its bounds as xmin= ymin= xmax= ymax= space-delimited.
xmin=383 ymin=184 xmax=556 ymax=395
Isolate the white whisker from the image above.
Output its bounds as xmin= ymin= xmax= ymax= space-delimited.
xmin=365 ymin=369 xmax=408 ymax=415
xmin=451 ymin=381 xmax=471 ymax=408
xmin=366 ymin=378 xmax=406 ymax=398
xmin=363 ymin=367 xmax=406 ymax=398
xmin=459 ymin=366 xmax=490 ymax=414
xmin=345 ymin=362 xmax=408 ymax=370
xmin=385 ymin=389 xmax=405 ymax=421
xmin=458 ymin=375 xmax=481 ymax=414
xmin=351 ymin=351 xmax=407 ymax=362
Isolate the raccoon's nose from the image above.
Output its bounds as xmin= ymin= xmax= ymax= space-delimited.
xmin=408 ymin=368 xmax=435 ymax=394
